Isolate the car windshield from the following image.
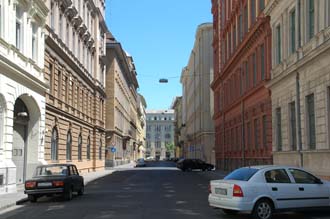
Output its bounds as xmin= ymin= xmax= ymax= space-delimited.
xmin=34 ymin=166 xmax=68 ymax=177
xmin=224 ymin=167 xmax=259 ymax=181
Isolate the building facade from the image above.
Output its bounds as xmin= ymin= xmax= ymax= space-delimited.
xmin=105 ymin=34 xmax=139 ymax=166
xmin=136 ymin=94 xmax=147 ymax=159
xmin=180 ymin=23 xmax=215 ymax=165
xmin=171 ymin=96 xmax=184 ymax=158
xmin=146 ymin=110 xmax=175 ymax=160
xmin=44 ymin=0 xmax=107 ymax=172
xmin=211 ymin=0 xmax=272 ymax=171
xmin=265 ymin=0 xmax=330 ymax=178
xmin=0 ymin=0 xmax=48 ymax=193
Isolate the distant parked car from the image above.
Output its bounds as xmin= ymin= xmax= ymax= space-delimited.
xmin=208 ymin=165 xmax=330 ymax=219
xmin=176 ymin=158 xmax=214 ymax=171
xmin=135 ymin=158 xmax=146 ymax=167
xmin=24 ymin=164 xmax=84 ymax=202
xmin=145 ymin=156 xmax=154 ymax=161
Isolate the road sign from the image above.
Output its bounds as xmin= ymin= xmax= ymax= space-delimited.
xmin=111 ymin=147 xmax=116 ymax=153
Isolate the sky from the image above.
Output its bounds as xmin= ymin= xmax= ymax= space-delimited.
xmin=105 ymin=0 xmax=212 ymax=110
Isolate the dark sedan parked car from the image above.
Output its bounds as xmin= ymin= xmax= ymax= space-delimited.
xmin=24 ymin=164 xmax=84 ymax=202
xmin=176 ymin=158 xmax=214 ymax=171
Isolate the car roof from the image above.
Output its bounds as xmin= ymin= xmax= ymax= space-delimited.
xmin=36 ymin=164 xmax=75 ymax=168
xmin=243 ymin=165 xmax=302 ymax=170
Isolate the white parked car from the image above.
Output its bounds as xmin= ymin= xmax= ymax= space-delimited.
xmin=208 ymin=165 xmax=330 ymax=219
xmin=135 ymin=158 xmax=146 ymax=167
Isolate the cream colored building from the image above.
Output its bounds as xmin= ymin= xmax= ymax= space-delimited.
xmin=0 ymin=0 xmax=48 ymax=194
xmin=105 ymin=34 xmax=139 ymax=166
xmin=44 ymin=0 xmax=107 ymax=172
xmin=265 ymin=0 xmax=330 ymax=178
xmin=180 ymin=23 xmax=215 ymax=165
xmin=136 ymin=94 xmax=147 ymax=159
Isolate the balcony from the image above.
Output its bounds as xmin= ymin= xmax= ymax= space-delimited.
xmin=59 ymin=0 xmax=72 ymax=8
xmin=83 ymin=31 xmax=91 ymax=42
xmin=72 ymin=15 xmax=83 ymax=28
xmin=78 ymin=24 xmax=87 ymax=36
xmin=65 ymin=5 xmax=78 ymax=20
xmin=87 ymin=37 xmax=95 ymax=48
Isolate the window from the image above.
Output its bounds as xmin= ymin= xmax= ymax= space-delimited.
xmin=306 ymin=94 xmax=316 ymax=149
xmin=254 ymin=118 xmax=259 ymax=148
xmin=59 ymin=13 xmax=63 ymax=38
xmin=260 ymin=44 xmax=265 ymax=80
xmin=240 ymin=69 xmax=243 ymax=95
xmin=289 ymin=10 xmax=296 ymax=54
xmin=51 ymin=127 xmax=58 ymax=161
xmin=265 ymin=169 xmax=291 ymax=183
xmin=99 ymin=139 xmax=102 ymax=160
xmin=32 ymin=23 xmax=38 ymax=61
xmin=308 ymin=0 xmax=314 ymax=40
xmin=228 ymin=31 xmax=232 ymax=55
xmin=66 ymin=131 xmax=72 ymax=160
xmin=276 ymin=25 xmax=281 ymax=64
xmin=0 ymin=97 xmax=4 ymax=150
xmin=50 ymin=2 xmax=55 ymax=30
xmin=16 ymin=6 xmax=23 ymax=51
xmin=247 ymin=122 xmax=251 ymax=147
xmin=262 ymin=115 xmax=267 ymax=147
xmin=289 ymin=102 xmax=296 ymax=150
xmin=276 ymin=107 xmax=282 ymax=151
xmin=289 ymin=169 xmax=319 ymax=184
xmin=251 ymin=0 xmax=256 ymax=24
xmin=233 ymin=25 xmax=236 ymax=50
xmin=224 ymin=167 xmax=258 ymax=181
xmin=245 ymin=61 xmax=249 ymax=90
xmin=78 ymin=134 xmax=82 ymax=161
xmin=73 ymin=31 xmax=75 ymax=54
xmin=259 ymin=0 xmax=265 ymax=13
xmin=252 ymin=53 xmax=257 ymax=86
xmin=239 ymin=14 xmax=243 ymax=42
xmin=66 ymin=22 xmax=69 ymax=46
xmin=244 ymin=5 xmax=248 ymax=34
xmin=86 ymin=136 xmax=90 ymax=160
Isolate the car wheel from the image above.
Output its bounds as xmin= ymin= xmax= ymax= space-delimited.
xmin=252 ymin=199 xmax=273 ymax=219
xmin=78 ymin=184 xmax=84 ymax=196
xmin=207 ymin=167 xmax=212 ymax=171
xmin=28 ymin=194 xmax=37 ymax=203
xmin=64 ymin=187 xmax=73 ymax=201
xmin=222 ymin=209 xmax=238 ymax=215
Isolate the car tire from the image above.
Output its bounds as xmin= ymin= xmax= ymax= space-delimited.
xmin=222 ymin=209 xmax=238 ymax=215
xmin=78 ymin=184 xmax=84 ymax=196
xmin=28 ymin=194 xmax=37 ymax=203
xmin=207 ymin=167 xmax=212 ymax=171
xmin=64 ymin=187 xmax=73 ymax=201
xmin=252 ymin=199 xmax=273 ymax=219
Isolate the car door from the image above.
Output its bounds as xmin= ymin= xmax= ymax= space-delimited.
xmin=69 ymin=165 xmax=79 ymax=191
xmin=264 ymin=168 xmax=303 ymax=209
xmin=288 ymin=168 xmax=330 ymax=208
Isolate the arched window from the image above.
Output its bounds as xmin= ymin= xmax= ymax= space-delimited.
xmin=99 ymin=139 xmax=102 ymax=160
xmin=51 ymin=127 xmax=58 ymax=161
xmin=66 ymin=131 xmax=72 ymax=160
xmin=86 ymin=136 xmax=90 ymax=160
xmin=78 ymin=134 xmax=82 ymax=161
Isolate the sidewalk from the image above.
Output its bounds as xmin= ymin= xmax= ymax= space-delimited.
xmin=0 ymin=162 xmax=135 ymax=212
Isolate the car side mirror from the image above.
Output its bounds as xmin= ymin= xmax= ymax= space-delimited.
xmin=315 ymin=178 xmax=323 ymax=184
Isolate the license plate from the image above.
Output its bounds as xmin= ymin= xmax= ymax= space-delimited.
xmin=38 ymin=182 xmax=52 ymax=187
xmin=215 ymin=188 xmax=227 ymax=195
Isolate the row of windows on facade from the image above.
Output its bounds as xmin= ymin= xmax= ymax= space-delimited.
xmin=146 ymin=125 xmax=172 ymax=132
xmin=147 ymin=116 xmax=174 ymax=121
xmin=49 ymin=1 xmax=105 ymax=80
xmin=146 ymin=133 xmax=172 ymax=140
xmin=217 ymin=43 xmax=266 ymax=112
xmin=48 ymin=63 xmax=105 ymax=121
xmin=1 ymin=4 xmax=41 ymax=62
xmin=146 ymin=141 xmax=173 ymax=148
xmin=273 ymin=0 xmax=330 ymax=65
xmin=275 ymin=94 xmax=315 ymax=151
xmin=220 ymin=0 xmax=265 ymax=66
xmin=50 ymin=127 xmax=103 ymax=161
xmin=218 ymin=115 xmax=268 ymax=151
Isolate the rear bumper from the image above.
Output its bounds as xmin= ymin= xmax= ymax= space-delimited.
xmin=25 ymin=188 xmax=64 ymax=195
xmin=208 ymin=194 xmax=253 ymax=213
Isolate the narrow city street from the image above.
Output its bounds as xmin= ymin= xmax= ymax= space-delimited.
xmin=1 ymin=162 xmax=330 ymax=219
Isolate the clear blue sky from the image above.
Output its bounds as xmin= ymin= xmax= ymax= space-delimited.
xmin=105 ymin=0 xmax=212 ymax=110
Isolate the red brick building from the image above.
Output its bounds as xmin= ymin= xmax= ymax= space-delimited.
xmin=211 ymin=0 xmax=272 ymax=171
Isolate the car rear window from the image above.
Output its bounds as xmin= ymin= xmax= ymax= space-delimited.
xmin=224 ymin=168 xmax=259 ymax=181
xmin=35 ymin=166 xmax=68 ymax=177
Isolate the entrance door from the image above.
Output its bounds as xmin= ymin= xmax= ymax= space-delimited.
xmin=12 ymin=123 xmax=27 ymax=184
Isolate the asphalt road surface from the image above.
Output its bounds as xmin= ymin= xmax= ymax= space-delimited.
xmin=1 ymin=161 xmax=330 ymax=219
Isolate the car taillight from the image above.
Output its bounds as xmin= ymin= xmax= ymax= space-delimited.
xmin=53 ymin=181 xmax=64 ymax=187
xmin=233 ymin=184 xmax=244 ymax=197
xmin=25 ymin=181 xmax=36 ymax=189
xmin=208 ymin=184 xmax=211 ymax=194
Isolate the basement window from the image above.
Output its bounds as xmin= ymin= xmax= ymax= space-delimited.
xmin=0 ymin=174 xmax=3 ymax=186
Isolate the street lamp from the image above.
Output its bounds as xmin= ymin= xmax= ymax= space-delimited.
xmin=159 ymin=79 xmax=168 ymax=83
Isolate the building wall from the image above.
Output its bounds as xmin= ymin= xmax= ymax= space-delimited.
xmin=0 ymin=0 xmax=48 ymax=193
xmin=180 ymin=23 xmax=215 ymax=164
xmin=44 ymin=0 xmax=106 ymax=172
xmin=211 ymin=0 xmax=273 ymax=171
xmin=266 ymin=0 xmax=330 ymax=178
xmin=146 ymin=110 xmax=175 ymax=160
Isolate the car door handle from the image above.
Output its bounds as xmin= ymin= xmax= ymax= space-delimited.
xmin=272 ymin=187 xmax=278 ymax=191
xmin=299 ymin=187 xmax=304 ymax=191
